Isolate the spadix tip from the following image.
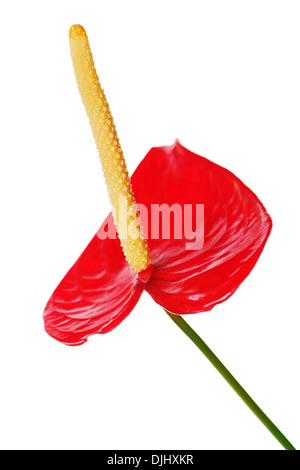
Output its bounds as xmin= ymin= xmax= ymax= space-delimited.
xmin=69 ymin=24 xmax=87 ymax=40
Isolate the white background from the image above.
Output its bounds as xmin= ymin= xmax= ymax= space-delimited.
xmin=1 ymin=1 xmax=299 ymax=451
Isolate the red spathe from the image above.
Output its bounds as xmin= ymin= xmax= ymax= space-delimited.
xmin=43 ymin=141 xmax=272 ymax=345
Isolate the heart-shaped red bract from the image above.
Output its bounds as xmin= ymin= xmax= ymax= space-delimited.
xmin=43 ymin=141 xmax=272 ymax=345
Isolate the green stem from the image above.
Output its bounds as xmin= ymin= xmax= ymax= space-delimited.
xmin=164 ymin=309 xmax=295 ymax=450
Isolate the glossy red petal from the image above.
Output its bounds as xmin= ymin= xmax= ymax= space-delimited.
xmin=131 ymin=140 xmax=272 ymax=314
xmin=44 ymin=140 xmax=272 ymax=345
xmin=43 ymin=215 xmax=142 ymax=345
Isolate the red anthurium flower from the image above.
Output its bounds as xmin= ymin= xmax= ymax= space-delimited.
xmin=43 ymin=25 xmax=297 ymax=451
xmin=43 ymin=25 xmax=272 ymax=346
xmin=43 ymin=139 xmax=272 ymax=345
xmin=44 ymin=25 xmax=295 ymax=450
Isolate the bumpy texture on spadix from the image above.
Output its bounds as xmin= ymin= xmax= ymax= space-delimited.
xmin=43 ymin=140 xmax=272 ymax=346
xmin=69 ymin=24 xmax=151 ymax=273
